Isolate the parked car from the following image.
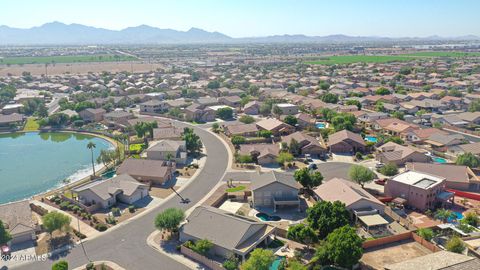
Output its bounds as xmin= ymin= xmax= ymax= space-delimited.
xmin=375 ymin=162 xmax=385 ymax=169
xmin=305 ymin=154 xmax=313 ymax=162
xmin=374 ymin=178 xmax=388 ymax=185
xmin=308 ymin=163 xmax=318 ymax=170
xmin=1 ymin=245 xmax=11 ymax=260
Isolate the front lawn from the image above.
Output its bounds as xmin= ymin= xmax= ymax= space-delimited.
xmin=129 ymin=143 xmax=145 ymax=154
xmin=23 ymin=117 xmax=40 ymax=131
xmin=226 ymin=185 xmax=246 ymax=192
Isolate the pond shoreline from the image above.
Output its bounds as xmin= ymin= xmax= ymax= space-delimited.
xmin=0 ymin=130 xmax=120 ymax=206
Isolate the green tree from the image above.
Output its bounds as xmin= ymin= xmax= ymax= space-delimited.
xmin=277 ymin=152 xmax=294 ymax=168
xmin=456 ymin=152 xmax=480 ymax=168
xmin=272 ymin=105 xmax=283 ymax=116
xmin=239 ymin=115 xmax=255 ymax=124
xmin=191 ymin=239 xmax=213 ymax=256
xmin=463 ymin=212 xmax=480 ymax=227
xmin=240 ymin=248 xmax=275 ymax=270
xmin=237 ymin=154 xmax=253 ymax=163
xmin=231 ymin=135 xmax=246 ymax=145
xmin=87 ymin=141 xmax=97 ymax=177
xmin=211 ymin=123 xmax=220 ymax=133
xmin=417 ymin=228 xmax=434 ymax=241
xmin=375 ymin=87 xmax=391 ymax=95
xmin=314 ymin=225 xmax=363 ymax=268
xmin=287 ymin=223 xmax=318 ymax=248
xmin=468 ymin=100 xmax=480 ymax=112
xmin=294 ymin=168 xmax=323 ymax=190
xmin=284 ymin=115 xmax=297 ymax=126
xmin=42 ymin=212 xmax=71 ymax=237
xmin=434 ymin=209 xmax=455 ymax=223
xmin=0 ymin=220 xmax=12 ymax=245
xmin=392 ymin=111 xmax=405 ymax=120
xmin=446 ymin=236 xmax=465 ymax=254
xmin=51 ymin=260 xmax=69 ymax=270
xmin=319 ymin=82 xmax=330 ymax=91
xmin=307 ymin=201 xmax=350 ymax=238
xmin=345 ymin=99 xmax=362 ymax=110
xmin=379 ymin=163 xmax=398 ymax=176
xmin=258 ymin=130 xmax=273 ymax=138
xmin=207 ymin=80 xmax=220 ymax=89
xmin=375 ymin=102 xmax=385 ymax=112
xmin=154 ymin=208 xmax=185 ymax=233
xmin=320 ymin=93 xmax=338 ymax=104
xmin=289 ymin=138 xmax=301 ymax=156
xmin=259 ymin=103 xmax=272 ymax=116
xmin=217 ymin=107 xmax=233 ymax=120
xmin=183 ymin=128 xmax=202 ymax=154
xmin=331 ymin=113 xmax=356 ymax=131
xmin=382 ymin=136 xmax=404 ymax=145
xmin=286 ymin=260 xmax=307 ymax=270
xmin=349 ymin=165 xmax=376 ymax=187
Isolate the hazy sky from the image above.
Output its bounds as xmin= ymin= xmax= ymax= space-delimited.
xmin=1 ymin=0 xmax=479 ymax=37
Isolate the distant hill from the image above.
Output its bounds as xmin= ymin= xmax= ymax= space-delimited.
xmin=0 ymin=22 xmax=478 ymax=45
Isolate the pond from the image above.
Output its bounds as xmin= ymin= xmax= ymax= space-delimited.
xmin=0 ymin=132 xmax=113 ymax=204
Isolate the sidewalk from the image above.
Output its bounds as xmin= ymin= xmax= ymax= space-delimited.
xmin=31 ymin=200 xmax=99 ymax=239
xmin=146 ymin=230 xmax=205 ymax=270
xmin=73 ymin=261 xmax=126 ymax=270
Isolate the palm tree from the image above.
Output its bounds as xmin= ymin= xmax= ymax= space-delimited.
xmin=434 ymin=209 xmax=456 ymax=223
xmin=87 ymin=141 xmax=97 ymax=177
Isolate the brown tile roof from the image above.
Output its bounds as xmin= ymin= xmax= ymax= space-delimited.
xmin=328 ymin=129 xmax=366 ymax=146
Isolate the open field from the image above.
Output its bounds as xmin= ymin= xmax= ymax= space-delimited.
xmin=404 ymin=51 xmax=480 ymax=57
xmin=0 ymin=54 xmax=138 ymax=65
xmin=305 ymin=55 xmax=414 ymax=65
xmin=306 ymin=51 xmax=480 ymax=65
xmin=0 ymin=61 xmax=164 ymax=76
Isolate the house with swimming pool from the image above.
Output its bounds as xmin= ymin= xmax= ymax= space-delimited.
xmin=251 ymin=171 xmax=301 ymax=212
xmin=179 ymin=206 xmax=276 ymax=261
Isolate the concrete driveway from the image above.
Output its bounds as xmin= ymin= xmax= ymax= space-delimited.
xmin=1 ymin=241 xmax=40 ymax=268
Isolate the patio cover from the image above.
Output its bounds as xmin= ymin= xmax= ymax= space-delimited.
xmin=358 ymin=214 xmax=389 ymax=227
xmin=392 ymin=197 xmax=407 ymax=205
xmin=437 ymin=191 xmax=454 ymax=201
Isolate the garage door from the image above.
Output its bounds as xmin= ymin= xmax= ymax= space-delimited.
xmin=11 ymin=232 xmax=33 ymax=245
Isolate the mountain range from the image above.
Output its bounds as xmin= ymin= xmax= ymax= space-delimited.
xmin=0 ymin=22 xmax=479 ymax=45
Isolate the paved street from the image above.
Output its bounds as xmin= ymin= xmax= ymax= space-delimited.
xmin=9 ymin=123 xmax=229 ymax=270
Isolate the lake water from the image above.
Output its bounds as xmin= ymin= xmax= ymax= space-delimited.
xmin=0 ymin=132 xmax=113 ymax=204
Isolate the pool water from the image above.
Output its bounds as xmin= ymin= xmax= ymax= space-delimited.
xmin=432 ymin=156 xmax=447 ymax=163
xmin=256 ymin=212 xmax=281 ymax=222
xmin=448 ymin=211 xmax=464 ymax=223
xmin=315 ymin=122 xmax=326 ymax=129
xmin=364 ymin=135 xmax=378 ymax=143
xmin=269 ymin=257 xmax=285 ymax=270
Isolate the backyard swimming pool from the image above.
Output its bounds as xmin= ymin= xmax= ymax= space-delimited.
xmin=448 ymin=211 xmax=464 ymax=223
xmin=315 ymin=122 xmax=326 ymax=129
xmin=269 ymin=256 xmax=285 ymax=270
xmin=432 ymin=156 xmax=447 ymax=163
xmin=256 ymin=212 xmax=281 ymax=222
xmin=364 ymin=135 xmax=378 ymax=143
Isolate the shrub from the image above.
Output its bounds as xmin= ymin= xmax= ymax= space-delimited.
xmin=105 ymin=216 xmax=116 ymax=225
xmin=355 ymin=152 xmax=363 ymax=160
xmin=378 ymin=163 xmax=398 ymax=176
xmin=86 ymin=262 xmax=95 ymax=270
xmin=417 ymin=228 xmax=434 ymax=241
xmin=446 ymin=236 xmax=465 ymax=253
xmin=51 ymin=260 xmax=68 ymax=270
xmin=95 ymin=223 xmax=108 ymax=232
xmin=59 ymin=201 xmax=70 ymax=210
xmin=128 ymin=205 xmax=136 ymax=213
xmin=111 ymin=207 xmax=121 ymax=217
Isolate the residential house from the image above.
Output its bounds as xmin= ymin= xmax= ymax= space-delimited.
xmin=256 ymin=118 xmax=295 ymax=136
xmin=74 ymin=174 xmax=149 ymax=210
xmin=281 ymin=131 xmax=327 ymax=157
xmin=243 ymin=101 xmax=261 ymax=115
xmin=239 ymin=144 xmax=280 ymax=165
xmin=103 ymin=110 xmax=134 ymax=125
xmin=251 ymin=171 xmax=300 ymax=211
xmin=273 ymin=103 xmax=298 ymax=115
xmin=146 ymin=140 xmax=187 ymax=164
xmin=424 ymin=133 xmax=465 ymax=151
xmin=219 ymin=96 xmax=242 ymax=108
xmin=79 ymin=108 xmax=106 ymax=123
xmin=117 ymin=158 xmax=175 ymax=186
xmin=179 ymin=206 xmax=276 ymax=261
xmin=384 ymin=170 xmax=451 ymax=211
xmin=313 ymin=178 xmax=385 ymax=214
xmin=184 ymin=104 xmax=216 ymax=122
xmin=406 ymin=162 xmax=480 ymax=191
xmin=0 ymin=201 xmax=38 ymax=245
xmin=224 ymin=123 xmax=259 ymax=137
xmin=140 ymin=100 xmax=168 ymax=113
xmin=376 ymin=142 xmax=430 ymax=166
xmin=153 ymin=126 xmax=183 ymax=140
xmin=295 ymin=113 xmax=315 ymax=128
xmin=385 ymin=250 xmax=480 ymax=270
xmin=328 ymin=129 xmax=366 ymax=153
xmin=0 ymin=113 xmax=25 ymax=128
xmin=406 ymin=128 xmax=448 ymax=143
